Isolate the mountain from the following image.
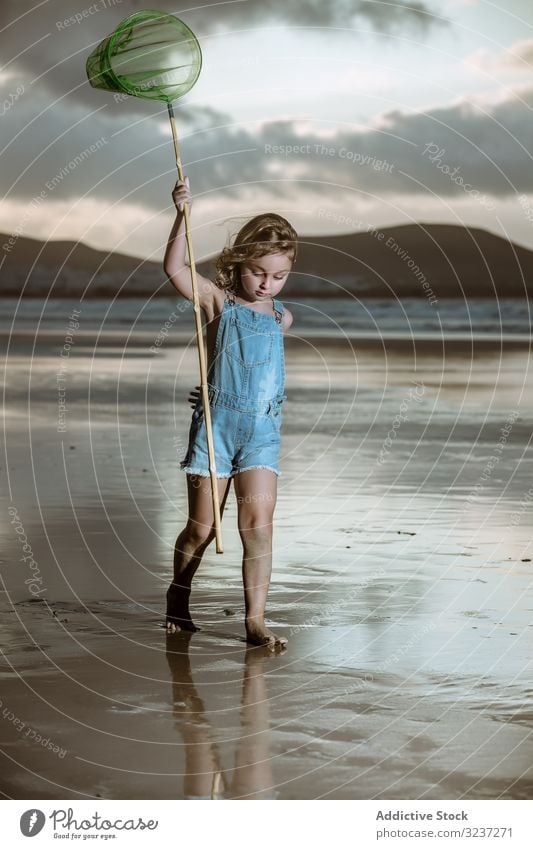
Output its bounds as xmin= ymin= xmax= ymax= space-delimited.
xmin=289 ymin=223 xmax=533 ymax=298
xmin=0 ymin=234 xmax=163 ymax=298
xmin=2 ymin=224 xmax=532 ymax=298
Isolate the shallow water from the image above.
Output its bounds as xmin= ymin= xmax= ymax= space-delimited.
xmin=1 ymin=328 xmax=532 ymax=799
xmin=1 ymin=295 xmax=531 ymax=337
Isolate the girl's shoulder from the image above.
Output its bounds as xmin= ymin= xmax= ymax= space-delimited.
xmin=200 ymin=282 xmax=226 ymax=321
xmin=279 ymin=302 xmax=293 ymax=332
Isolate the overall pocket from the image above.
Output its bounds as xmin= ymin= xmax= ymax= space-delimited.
xmin=226 ymin=319 xmax=274 ymax=367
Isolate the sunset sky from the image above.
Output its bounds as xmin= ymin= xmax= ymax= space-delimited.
xmin=2 ymin=0 xmax=533 ymax=262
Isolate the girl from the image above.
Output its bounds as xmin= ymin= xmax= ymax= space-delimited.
xmin=164 ymin=176 xmax=297 ymax=647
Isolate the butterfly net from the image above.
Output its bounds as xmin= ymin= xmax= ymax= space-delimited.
xmin=86 ymin=10 xmax=202 ymax=103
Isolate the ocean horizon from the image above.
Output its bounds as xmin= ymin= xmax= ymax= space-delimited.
xmin=1 ymin=296 xmax=531 ymax=340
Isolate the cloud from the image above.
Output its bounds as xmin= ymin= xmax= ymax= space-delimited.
xmin=0 ymin=0 xmax=446 ymax=34
xmin=0 ymin=0 xmax=446 ymax=110
xmin=184 ymin=0 xmax=447 ymax=32
xmin=0 ymin=75 xmax=236 ymax=204
xmin=364 ymin=84 xmax=533 ymax=198
xmin=3 ymin=70 xmax=532 ymax=227
xmin=465 ymin=38 xmax=533 ymax=75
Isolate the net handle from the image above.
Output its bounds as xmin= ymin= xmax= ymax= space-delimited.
xmin=167 ymin=101 xmax=223 ymax=554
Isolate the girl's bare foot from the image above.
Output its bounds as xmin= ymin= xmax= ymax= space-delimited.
xmin=245 ymin=615 xmax=288 ymax=647
xmin=166 ymin=582 xmax=199 ymax=634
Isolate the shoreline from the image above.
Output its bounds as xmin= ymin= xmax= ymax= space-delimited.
xmin=1 ymin=327 xmax=530 ymax=349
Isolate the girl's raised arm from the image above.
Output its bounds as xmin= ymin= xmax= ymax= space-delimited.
xmin=163 ymin=177 xmax=218 ymax=309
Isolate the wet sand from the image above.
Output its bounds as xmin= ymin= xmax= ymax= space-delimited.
xmin=1 ymin=327 xmax=533 ymax=799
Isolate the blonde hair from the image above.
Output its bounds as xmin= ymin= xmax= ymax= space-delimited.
xmin=214 ymin=213 xmax=298 ymax=292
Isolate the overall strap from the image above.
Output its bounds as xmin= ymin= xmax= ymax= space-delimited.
xmin=272 ymin=297 xmax=284 ymax=324
xmin=224 ymin=288 xmax=236 ymax=305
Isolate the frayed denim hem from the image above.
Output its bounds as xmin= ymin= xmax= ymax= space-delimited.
xmin=180 ymin=464 xmax=280 ymax=478
xmin=180 ymin=465 xmax=233 ymax=478
xmin=233 ymin=464 xmax=281 ymax=477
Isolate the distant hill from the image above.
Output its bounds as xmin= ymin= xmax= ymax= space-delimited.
xmin=2 ymin=224 xmax=532 ymax=298
xmin=0 ymin=234 xmax=163 ymax=298
xmin=291 ymin=224 xmax=533 ymax=298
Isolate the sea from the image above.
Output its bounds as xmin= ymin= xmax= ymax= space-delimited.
xmin=0 ymin=296 xmax=531 ymax=340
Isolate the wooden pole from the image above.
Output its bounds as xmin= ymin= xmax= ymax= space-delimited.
xmin=167 ymin=101 xmax=223 ymax=553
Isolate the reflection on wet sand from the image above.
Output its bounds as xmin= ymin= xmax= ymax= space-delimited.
xmin=166 ymin=633 xmax=284 ymax=799
xmin=2 ymin=331 xmax=533 ymax=799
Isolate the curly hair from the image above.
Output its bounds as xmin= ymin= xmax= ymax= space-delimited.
xmin=214 ymin=213 xmax=298 ymax=292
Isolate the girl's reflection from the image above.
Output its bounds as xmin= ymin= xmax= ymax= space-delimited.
xmin=166 ymin=632 xmax=285 ymax=799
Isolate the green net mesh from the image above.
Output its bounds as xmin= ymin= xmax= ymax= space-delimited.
xmin=86 ymin=10 xmax=202 ymax=103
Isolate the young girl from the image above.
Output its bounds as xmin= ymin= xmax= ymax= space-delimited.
xmin=164 ymin=176 xmax=297 ymax=648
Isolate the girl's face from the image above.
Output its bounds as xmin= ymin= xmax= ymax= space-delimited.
xmin=239 ymin=252 xmax=293 ymax=302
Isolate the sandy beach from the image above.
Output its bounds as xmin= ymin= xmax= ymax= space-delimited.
xmin=1 ymin=323 xmax=533 ymax=799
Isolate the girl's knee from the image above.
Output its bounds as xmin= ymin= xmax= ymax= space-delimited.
xmin=238 ymin=514 xmax=273 ymax=543
xmin=182 ymin=520 xmax=216 ymax=548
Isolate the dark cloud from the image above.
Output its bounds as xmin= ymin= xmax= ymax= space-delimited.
xmin=0 ymin=0 xmax=445 ymax=33
xmin=2 ymin=71 xmax=531 ymax=220
xmin=0 ymin=0 xmax=446 ymax=110
xmin=0 ymin=78 xmax=234 ymax=206
xmin=183 ymin=0 xmax=445 ymax=32
xmin=377 ymin=87 xmax=533 ymax=197
xmin=203 ymin=88 xmax=533 ymax=200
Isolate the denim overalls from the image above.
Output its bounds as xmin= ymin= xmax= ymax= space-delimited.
xmin=180 ymin=289 xmax=287 ymax=478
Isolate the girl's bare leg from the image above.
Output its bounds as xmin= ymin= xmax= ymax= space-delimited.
xmin=233 ymin=468 xmax=287 ymax=647
xmin=166 ymin=473 xmax=232 ymax=633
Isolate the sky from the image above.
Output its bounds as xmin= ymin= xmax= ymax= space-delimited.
xmin=2 ymin=0 xmax=533 ymax=262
